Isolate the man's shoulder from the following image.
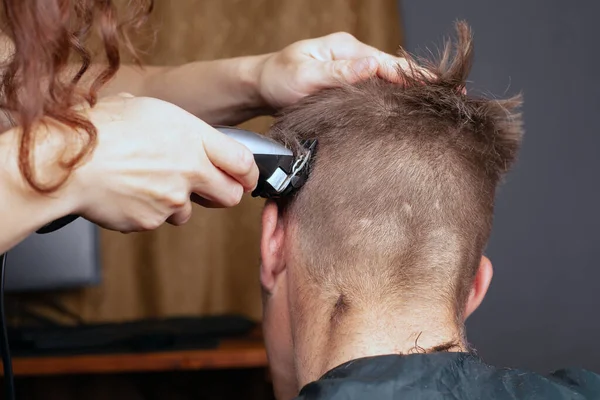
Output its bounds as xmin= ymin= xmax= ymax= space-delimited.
xmin=545 ymin=367 xmax=600 ymax=399
xmin=295 ymin=353 xmax=600 ymax=400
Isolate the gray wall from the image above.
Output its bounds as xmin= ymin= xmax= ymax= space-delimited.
xmin=399 ymin=1 xmax=600 ymax=373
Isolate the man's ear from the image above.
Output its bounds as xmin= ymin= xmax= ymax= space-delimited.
xmin=260 ymin=201 xmax=287 ymax=294
xmin=464 ymin=256 xmax=494 ymax=320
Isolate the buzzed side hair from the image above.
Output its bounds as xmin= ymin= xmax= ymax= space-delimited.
xmin=267 ymin=21 xmax=523 ymax=319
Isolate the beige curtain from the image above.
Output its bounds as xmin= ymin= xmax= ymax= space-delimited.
xmin=56 ymin=0 xmax=403 ymax=324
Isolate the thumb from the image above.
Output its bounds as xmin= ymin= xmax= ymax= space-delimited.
xmin=321 ymin=57 xmax=378 ymax=86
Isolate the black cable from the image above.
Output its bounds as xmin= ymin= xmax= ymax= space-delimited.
xmin=0 ymin=252 xmax=15 ymax=400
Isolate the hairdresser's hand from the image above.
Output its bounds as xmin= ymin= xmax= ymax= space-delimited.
xmin=257 ymin=32 xmax=419 ymax=109
xmin=70 ymin=94 xmax=258 ymax=232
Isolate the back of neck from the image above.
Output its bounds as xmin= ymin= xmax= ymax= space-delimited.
xmin=291 ymin=300 xmax=465 ymax=388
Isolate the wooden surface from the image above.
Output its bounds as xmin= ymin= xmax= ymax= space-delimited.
xmin=1 ymin=336 xmax=267 ymax=377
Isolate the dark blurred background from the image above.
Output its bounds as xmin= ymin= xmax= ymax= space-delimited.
xmin=400 ymin=0 xmax=600 ymax=373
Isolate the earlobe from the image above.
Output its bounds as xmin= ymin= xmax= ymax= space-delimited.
xmin=464 ymin=256 xmax=494 ymax=320
xmin=260 ymin=201 xmax=287 ymax=293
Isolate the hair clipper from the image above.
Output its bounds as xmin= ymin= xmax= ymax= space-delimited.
xmin=36 ymin=126 xmax=316 ymax=234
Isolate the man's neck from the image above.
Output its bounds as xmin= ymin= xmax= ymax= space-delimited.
xmin=292 ymin=302 xmax=465 ymax=389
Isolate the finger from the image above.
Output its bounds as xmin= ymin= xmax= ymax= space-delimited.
xmin=314 ymin=57 xmax=425 ymax=88
xmin=319 ymin=33 xmax=436 ymax=84
xmin=321 ymin=32 xmax=416 ymax=72
xmin=202 ymin=128 xmax=259 ymax=192
xmin=190 ymin=193 xmax=227 ymax=209
xmin=328 ymin=58 xmax=378 ymax=85
xmin=167 ymin=200 xmax=193 ymax=226
xmin=315 ymin=56 xmax=433 ymax=90
xmin=373 ymin=55 xmax=438 ymax=84
xmin=317 ymin=32 xmax=387 ymax=61
xmin=192 ymin=164 xmax=245 ymax=208
xmin=374 ymin=57 xmax=409 ymax=84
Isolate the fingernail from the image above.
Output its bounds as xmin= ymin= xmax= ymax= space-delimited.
xmin=244 ymin=181 xmax=257 ymax=193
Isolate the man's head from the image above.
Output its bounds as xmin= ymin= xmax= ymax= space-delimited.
xmin=259 ymin=22 xmax=523 ymax=398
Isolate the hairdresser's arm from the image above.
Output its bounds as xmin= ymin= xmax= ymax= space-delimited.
xmin=99 ymin=57 xmax=271 ymax=125
xmin=99 ymin=32 xmax=415 ymax=125
xmin=0 ymin=94 xmax=259 ymax=255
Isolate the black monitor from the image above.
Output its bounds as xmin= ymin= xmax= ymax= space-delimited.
xmin=5 ymin=218 xmax=101 ymax=292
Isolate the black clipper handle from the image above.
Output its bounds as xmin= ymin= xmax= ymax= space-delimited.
xmin=37 ymin=215 xmax=80 ymax=234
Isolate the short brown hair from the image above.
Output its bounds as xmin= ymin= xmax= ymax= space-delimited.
xmin=267 ymin=21 xmax=523 ymax=318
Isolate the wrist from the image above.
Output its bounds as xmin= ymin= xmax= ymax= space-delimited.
xmin=0 ymin=125 xmax=79 ymax=249
xmin=237 ymin=53 xmax=277 ymax=117
xmin=4 ymin=122 xmax=81 ymax=213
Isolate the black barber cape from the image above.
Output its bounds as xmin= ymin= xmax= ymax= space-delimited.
xmin=295 ymin=353 xmax=600 ymax=400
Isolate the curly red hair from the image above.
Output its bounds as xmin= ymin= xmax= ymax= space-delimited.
xmin=0 ymin=0 xmax=153 ymax=193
